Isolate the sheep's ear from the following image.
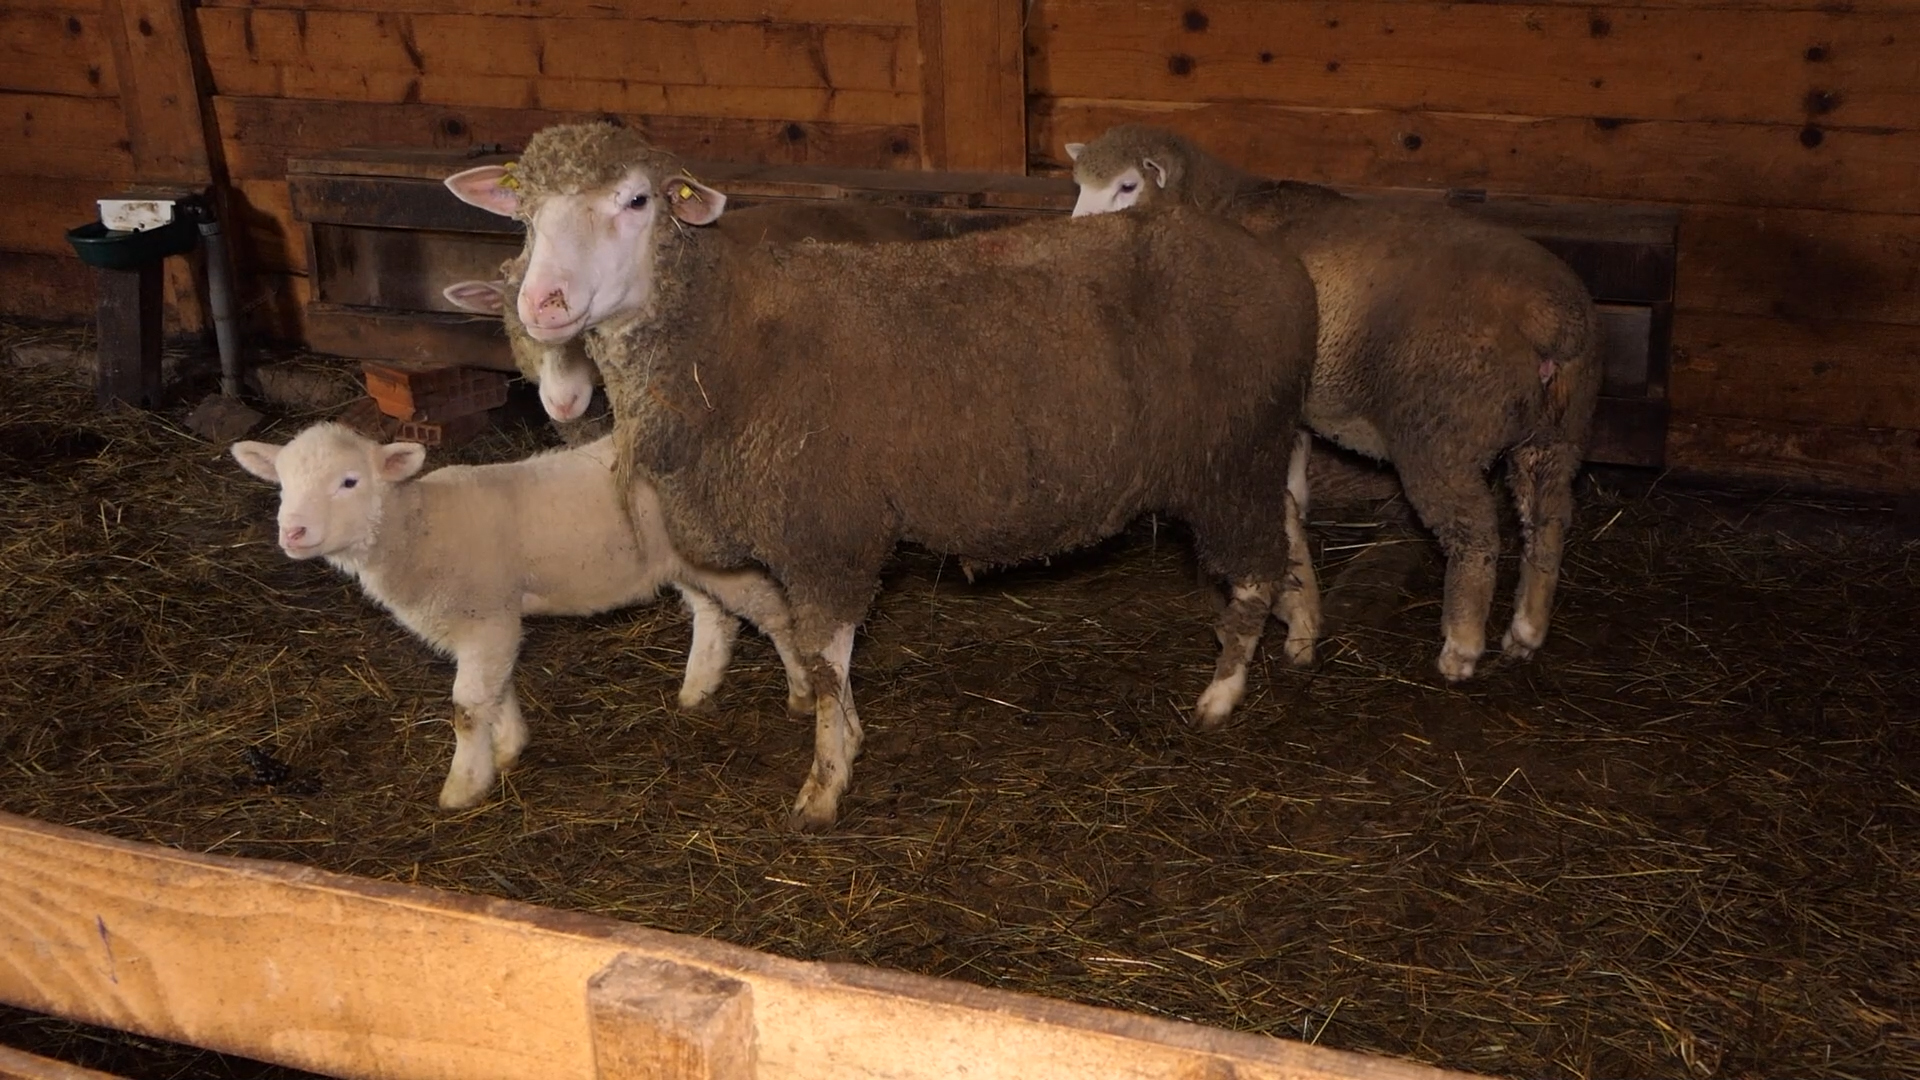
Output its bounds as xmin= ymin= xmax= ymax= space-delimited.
xmin=1142 ymin=157 xmax=1169 ymax=189
xmin=667 ymin=175 xmax=726 ymax=226
xmin=1064 ymin=141 xmax=1086 ymax=162
xmin=443 ymin=279 xmax=507 ymax=315
xmin=377 ymin=442 xmax=428 ymax=482
xmin=230 ymin=441 xmax=283 ymax=483
xmin=445 ymin=165 xmax=520 ymax=217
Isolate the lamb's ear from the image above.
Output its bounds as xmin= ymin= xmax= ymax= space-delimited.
xmin=230 ymin=441 xmax=283 ymax=483
xmin=1142 ymin=157 xmax=1169 ymax=189
xmin=377 ymin=442 xmax=428 ymax=482
xmin=1064 ymin=141 xmax=1086 ymax=162
xmin=443 ymin=279 xmax=507 ymax=315
xmin=444 ymin=165 xmax=520 ymax=217
xmin=667 ymin=174 xmax=726 ymax=226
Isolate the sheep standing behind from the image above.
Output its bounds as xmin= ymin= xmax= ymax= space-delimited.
xmin=445 ymin=122 xmax=1323 ymax=830
xmin=442 ymin=202 xmax=939 ymax=429
xmin=1067 ymin=124 xmax=1603 ymax=681
xmin=230 ymin=423 xmax=811 ymax=809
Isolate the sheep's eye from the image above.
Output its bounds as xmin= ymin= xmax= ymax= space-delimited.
xmin=340 ymin=476 xmax=358 ymax=490
xmin=1118 ymin=181 xmax=1138 ymax=194
xmin=626 ymin=193 xmax=649 ymax=210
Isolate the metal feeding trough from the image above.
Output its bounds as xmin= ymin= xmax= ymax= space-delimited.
xmin=64 ymin=192 xmax=246 ymax=411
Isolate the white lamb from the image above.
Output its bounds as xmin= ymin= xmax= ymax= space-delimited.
xmin=230 ymin=422 xmax=811 ymax=809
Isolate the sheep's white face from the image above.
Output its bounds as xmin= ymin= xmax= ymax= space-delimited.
xmin=443 ymin=278 xmax=598 ymax=422
xmin=230 ymin=426 xmax=426 ymax=561
xmin=1071 ymin=165 xmax=1151 ymax=217
xmin=443 ymin=162 xmax=727 ymax=348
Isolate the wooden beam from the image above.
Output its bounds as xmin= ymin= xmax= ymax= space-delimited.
xmin=92 ymin=262 xmax=163 ymax=409
xmin=1670 ymin=309 xmax=1920 ymax=430
xmin=98 ymin=0 xmax=209 ymax=185
xmin=915 ymin=0 xmax=1026 ymax=173
xmin=1667 ymin=413 xmax=1920 ymax=492
xmin=0 ymin=811 xmax=1473 ymax=1080
xmin=589 ymin=956 xmax=756 ymax=1080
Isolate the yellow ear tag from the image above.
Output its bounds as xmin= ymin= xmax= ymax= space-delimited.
xmin=499 ymin=162 xmax=521 ymax=191
xmin=676 ymin=183 xmax=695 ymax=200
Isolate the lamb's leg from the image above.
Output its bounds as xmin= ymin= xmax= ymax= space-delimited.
xmin=440 ymin=619 xmax=524 ymax=809
xmin=1397 ymin=459 xmax=1500 ymax=682
xmin=790 ymin=621 xmax=862 ymax=832
xmin=1502 ymin=441 xmax=1578 ymax=660
xmin=1271 ymin=432 xmax=1322 ymax=667
xmin=673 ymin=585 xmax=741 ymax=713
xmin=1195 ymin=580 xmax=1276 ymax=729
xmin=690 ymin=569 xmax=815 ymax=717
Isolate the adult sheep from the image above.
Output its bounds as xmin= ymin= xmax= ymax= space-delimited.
xmin=443 ymin=202 xmax=938 ymax=427
xmin=445 ymin=122 xmax=1321 ymax=830
xmin=231 ymin=423 xmax=811 ymax=810
xmin=1067 ymin=124 xmax=1603 ymax=682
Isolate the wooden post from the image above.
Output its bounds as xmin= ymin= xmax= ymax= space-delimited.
xmin=588 ymin=955 xmax=756 ymax=1080
xmin=916 ymin=0 xmax=1028 ymax=174
xmin=93 ymin=263 xmax=164 ymax=410
xmin=0 ymin=1045 xmax=133 ymax=1080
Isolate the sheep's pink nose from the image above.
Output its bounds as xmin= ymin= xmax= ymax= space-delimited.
xmin=281 ymin=524 xmax=307 ymax=546
xmin=536 ymin=288 xmax=570 ymax=315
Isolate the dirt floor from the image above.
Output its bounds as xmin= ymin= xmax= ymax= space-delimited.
xmin=2 ymin=320 xmax=1916 ymax=1080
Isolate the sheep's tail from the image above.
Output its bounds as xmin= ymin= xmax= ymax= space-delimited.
xmin=1520 ymin=285 xmax=1603 ymax=444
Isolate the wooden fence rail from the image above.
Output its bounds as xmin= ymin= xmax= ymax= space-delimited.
xmin=0 ymin=812 xmax=1473 ymax=1080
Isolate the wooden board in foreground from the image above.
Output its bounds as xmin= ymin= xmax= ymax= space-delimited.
xmin=0 ymin=811 xmax=1473 ymax=1080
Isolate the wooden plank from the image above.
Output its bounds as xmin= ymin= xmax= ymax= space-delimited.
xmin=1589 ymin=396 xmax=1668 ymax=467
xmin=589 ymin=956 xmax=756 ymax=1080
xmin=99 ymin=0 xmax=211 ymax=185
xmin=93 ymin=262 xmax=164 ymax=409
xmin=0 ymin=811 xmax=1471 ymax=1080
xmin=311 ymin=225 xmax=522 ymax=311
xmin=213 ymin=96 xmax=922 ymax=181
xmin=0 ymin=176 xmax=122 ymax=255
xmin=1670 ymin=309 xmax=1920 ymax=430
xmin=236 ymin=269 xmax=309 ymax=341
xmin=0 ymin=10 xmax=117 ymax=97
xmin=196 ymin=0 xmax=917 ymax=23
xmin=0 ymin=92 xmax=133 ymax=180
xmin=292 ymin=173 xmax=525 ymax=234
xmin=308 ymin=301 xmax=520 ymax=369
xmin=1029 ymin=98 xmax=1920 ymax=216
xmin=1029 ymin=1 xmax=1920 ymax=130
xmin=0 ymin=1046 xmax=132 ymax=1080
xmin=1678 ymin=204 xmax=1920 ymax=327
xmin=197 ymin=10 xmax=914 ymax=93
xmin=916 ymin=0 xmax=1026 ymax=173
xmin=0 ymin=251 xmax=96 ymax=320
xmin=1668 ymin=413 xmax=1920 ymax=492
xmin=231 ymin=177 xmax=302 ymax=274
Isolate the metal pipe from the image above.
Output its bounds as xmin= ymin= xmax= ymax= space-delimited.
xmin=195 ymin=213 xmax=243 ymax=398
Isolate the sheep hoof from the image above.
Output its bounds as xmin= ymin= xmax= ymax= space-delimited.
xmin=787 ymin=795 xmax=840 ymax=832
xmin=437 ymin=775 xmax=491 ymax=811
xmin=1283 ymin=635 xmax=1317 ymax=668
xmin=1436 ymin=642 xmax=1480 ymax=683
xmin=1193 ymin=671 xmax=1245 ymax=730
xmin=786 ymin=692 xmax=817 ymax=718
xmin=1501 ymin=615 xmax=1545 ymax=660
xmin=676 ymin=689 xmax=719 ymax=715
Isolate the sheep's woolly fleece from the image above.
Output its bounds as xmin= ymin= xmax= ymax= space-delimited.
xmin=511 ymin=122 xmax=683 ymax=197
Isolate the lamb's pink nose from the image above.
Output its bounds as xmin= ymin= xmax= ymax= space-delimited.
xmin=281 ymin=524 xmax=308 ymax=547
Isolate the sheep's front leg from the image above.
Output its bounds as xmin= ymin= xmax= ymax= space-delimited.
xmin=1195 ymin=580 xmax=1276 ymax=729
xmin=674 ymin=585 xmax=741 ymax=713
xmin=440 ymin=619 xmax=525 ymax=810
xmin=790 ymin=622 xmax=862 ymax=832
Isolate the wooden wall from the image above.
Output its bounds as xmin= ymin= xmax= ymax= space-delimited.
xmin=1 ymin=0 xmax=1915 ymax=490
xmin=1024 ymin=0 xmax=1920 ymax=488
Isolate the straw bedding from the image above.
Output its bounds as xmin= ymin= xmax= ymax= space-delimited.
xmin=1 ymin=320 xmax=1915 ymax=1079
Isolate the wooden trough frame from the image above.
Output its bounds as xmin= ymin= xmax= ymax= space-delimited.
xmin=0 ymin=811 xmax=1474 ymax=1080
xmin=287 ymin=149 xmax=1679 ymax=469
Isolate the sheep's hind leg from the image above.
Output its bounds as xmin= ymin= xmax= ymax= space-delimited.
xmin=1397 ymin=459 xmax=1500 ymax=682
xmin=790 ymin=622 xmax=863 ymax=832
xmin=440 ymin=620 xmax=524 ymax=810
xmin=1195 ymin=580 xmax=1276 ymax=730
xmin=1271 ymin=432 xmax=1322 ymax=667
xmin=674 ymin=585 xmax=741 ymax=713
xmin=1502 ymin=441 xmax=1577 ymax=660
xmin=694 ymin=570 xmax=815 ymax=717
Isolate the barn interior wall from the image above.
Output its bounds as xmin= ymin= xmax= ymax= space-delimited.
xmin=0 ymin=0 xmax=1914 ymax=490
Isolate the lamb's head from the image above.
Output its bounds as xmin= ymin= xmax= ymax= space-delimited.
xmin=442 ymin=122 xmax=727 ymax=346
xmin=230 ymin=423 xmax=426 ymax=561
xmin=443 ymin=259 xmax=599 ymax=422
xmin=1065 ymin=124 xmax=1194 ymax=217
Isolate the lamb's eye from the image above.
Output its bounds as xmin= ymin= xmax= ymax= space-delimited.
xmin=1118 ymin=181 xmax=1138 ymax=194
xmin=627 ymin=193 xmax=649 ymax=210
xmin=341 ymin=476 xmax=358 ymax=490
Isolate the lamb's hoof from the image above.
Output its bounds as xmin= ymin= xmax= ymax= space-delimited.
xmin=787 ymin=797 xmax=839 ymax=833
xmin=1193 ymin=671 xmax=1245 ymax=730
xmin=1436 ymin=641 xmax=1481 ymax=683
xmin=1501 ymin=615 xmax=1545 ymax=660
xmin=437 ymin=776 xmax=490 ymax=811
xmin=786 ymin=692 xmax=817 ymax=718
xmin=491 ymin=731 xmax=528 ymax=772
xmin=1283 ymin=635 xmax=1317 ymax=668
xmin=676 ymin=689 xmax=720 ymax=715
